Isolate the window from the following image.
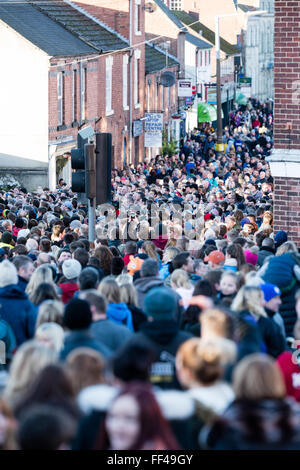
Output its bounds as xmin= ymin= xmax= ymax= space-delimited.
xmin=123 ymin=55 xmax=129 ymax=110
xmin=106 ymin=56 xmax=113 ymax=115
xmin=72 ymin=69 xmax=77 ymax=123
xmin=80 ymin=65 xmax=87 ymax=122
xmin=134 ymin=49 xmax=141 ymax=108
xmin=57 ymin=72 xmax=64 ymax=126
xmin=170 ymin=0 xmax=183 ymax=9
xmin=134 ymin=0 xmax=141 ymax=35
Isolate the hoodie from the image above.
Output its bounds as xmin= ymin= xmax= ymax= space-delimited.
xmin=59 ymin=282 xmax=79 ymax=304
xmin=0 ymin=284 xmax=37 ymax=345
xmin=106 ymin=302 xmax=134 ymax=331
xmin=133 ymin=320 xmax=192 ymax=390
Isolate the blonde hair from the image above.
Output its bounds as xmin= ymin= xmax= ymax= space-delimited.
xmin=141 ymin=241 xmax=157 ymax=260
xmin=35 ymin=300 xmax=64 ymax=330
xmin=177 ymin=338 xmax=236 ymax=385
xmin=233 ymin=353 xmax=286 ymax=400
xmin=200 ymin=308 xmax=231 ymax=339
xmin=26 ymin=265 xmax=55 ymax=301
xmin=3 ymin=340 xmax=57 ymax=408
xmin=231 ymin=285 xmax=266 ymax=318
xmin=35 ymin=322 xmax=65 ymax=353
xmin=98 ymin=278 xmax=121 ymax=304
xmin=170 ymin=269 xmax=192 ymax=289
xmin=276 ymin=241 xmax=298 ymax=256
xmin=116 ymin=273 xmax=133 ymax=286
xmin=120 ymin=283 xmax=138 ymax=307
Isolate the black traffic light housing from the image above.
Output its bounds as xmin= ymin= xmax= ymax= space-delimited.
xmin=71 ymin=129 xmax=111 ymax=203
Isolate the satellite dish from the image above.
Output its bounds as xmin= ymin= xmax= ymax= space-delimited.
xmin=160 ymin=71 xmax=176 ymax=87
xmin=144 ymin=1 xmax=157 ymax=12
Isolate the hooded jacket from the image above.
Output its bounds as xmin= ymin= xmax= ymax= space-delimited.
xmin=106 ymin=302 xmax=134 ymax=332
xmin=60 ymin=329 xmax=112 ymax=361
xmin=262 ymin=252 xmax=300 ymax=336
xmin=0 ymin=284 xmax=37 ymax=346
xmin=133 ymin=319 xmax=192 ymax=390
xmin=134 ymin=276 xmax=183 ymax=324
xmin=58 ymin=282 xmax=79 ymax=304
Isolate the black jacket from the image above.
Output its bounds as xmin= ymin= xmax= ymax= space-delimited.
xmin=205 ymin=398 xmax=300 ymax=450
xmin=257 ymin=246 xmax=275 ymax=267
xmin=133 ymin=320 xmax=192 ymax=390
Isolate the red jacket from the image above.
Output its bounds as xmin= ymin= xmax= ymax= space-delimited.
xmin=59 ymin=282 xmax=79 ymax=304
xmin=277 ymin=350 xmax=300 ymax=402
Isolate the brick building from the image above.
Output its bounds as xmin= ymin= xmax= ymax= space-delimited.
xmin=0 ymin=0 xmax=179 ymax=190
xmin=267 ymin=0 xmax=300 ymax=245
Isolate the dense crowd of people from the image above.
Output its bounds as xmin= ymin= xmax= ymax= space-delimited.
xmin=0 ymin=98 xmax=299 ymax=450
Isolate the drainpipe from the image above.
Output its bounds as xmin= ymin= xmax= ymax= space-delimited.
xmin=128 ymin=0 xmax=133 ymax=166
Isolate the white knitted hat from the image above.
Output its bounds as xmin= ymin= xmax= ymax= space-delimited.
xmin=0 ymin=260 xmax=18 ymax=287
xmin=62 ymin=259 xmax=82 ymax=280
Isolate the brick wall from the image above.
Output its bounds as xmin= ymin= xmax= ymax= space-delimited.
xmin=272 ymin=0 xmax=300 ymax=246
xmin=274 ymin=0 xmax=300 ymax=149
xmin=273 ymin=176 xmax=300 ymax=242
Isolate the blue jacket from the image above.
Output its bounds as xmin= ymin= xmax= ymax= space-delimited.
xmin=106 ymin=302 xmax=134 ymax=331
xmin=0 ymin=284 xmax=37 ymax=346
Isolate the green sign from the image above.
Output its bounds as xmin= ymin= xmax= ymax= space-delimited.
xmin=238 ymin=77 xmax=252 ymax=85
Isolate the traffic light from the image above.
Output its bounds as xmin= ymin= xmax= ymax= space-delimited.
xmin=95 ymin=133 xmax=112 ymax=205
xmin=71 ymin=131 xmax=112 ymax=203
xmin=71 ymin=142 xmax=96 ymax=199
xmin=192 ymin=86 xmax=196 ymax=96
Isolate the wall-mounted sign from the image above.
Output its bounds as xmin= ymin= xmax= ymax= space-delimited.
xmin=178 ymin=79 xmax=192 ymax=97
xmin=144 ymin=113 xmax=163 ymax=148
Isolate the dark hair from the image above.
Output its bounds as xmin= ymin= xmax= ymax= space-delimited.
xmin=110 ymin=339 xmax=156 ymax=383
xmin=226 ymin=244 xmax=246 ymax=269
xmin=96 ymin=382 xmax=180 ymax=450
xmin=40 ymin=238 xmax=51 ymax=253
xmin=193 ymin=279 xmax=214 ymax=297
xmin=69 ymin=241 xmax=85 ymax=253
xmin=63 ymin=233 xmax=74 ymax=245
xmin=94 ymin=246 xmax=114 ymax=276
xmin=12 ymin=255 xmax=33 ymax=271
xmin=30 ymin=282 xmax=60 ymax=306
xmin=111 ymin=257 xmax=124 ymax=276
xmin=14 ymin=365 xmax=78 ymax=420
xmin=73 ymin=248 xmax=89 ymax=269
xmin=17 ymin=405 xmax=77 ymax=450
xmin=203 ymin=269 xmax=224 ymax=297
xmin=171 ymin=252 xmax=190 ymax=270
xmin=79 ymin=267 xmax=100 ymax=290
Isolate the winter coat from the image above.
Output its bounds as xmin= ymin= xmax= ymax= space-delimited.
xmin=17 ymin=276 xmax=28 ymax=293
xmin=132 ymin=319 xmax=192 ymax=390
xmin=238 ymin=310 xmax=285 ymax=358
xmin=134 ymin=276 xmax=183 ymax=324
xmin=74 ymin=384 xmax=199 ymax=450
xmin=90 ymin=319 xmax=133 ymax=351
xmin=277 ymin=350 xmax=300 ymax=402
xmin=187 ymin=382 xmax=234 ymax=417
xmin=262 ymin=253 xmax=300 ymax=336
xmin=257 ymin=246 xmax=275 ymax=267
xmin=0 ymin=284 xmax=37 ymax=346
xmin=58 ymin=282 xmax=79 ymax=304
xmin=204 ymin=398 xmax=300 ymax=450
xmin=60 ymin=329 xmax=112 ymax=361
xmin=106 ymin=302 xmax=134 ymax=332
xmin=127 ymin=304 xmax=147 ymax=331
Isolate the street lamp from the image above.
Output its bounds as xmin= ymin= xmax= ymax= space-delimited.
xmin=215 ymin=10 xmax=267 ymax=153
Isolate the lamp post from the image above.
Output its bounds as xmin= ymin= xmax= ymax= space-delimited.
xmin=215 ymin=10 xmax=267 ymax=154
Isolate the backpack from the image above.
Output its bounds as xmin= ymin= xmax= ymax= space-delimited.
xmin=0 ymin=318 xmax=17 ymax=370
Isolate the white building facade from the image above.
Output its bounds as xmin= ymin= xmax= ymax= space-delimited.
xmin=242 ymin=0 xmax=274 ymax=101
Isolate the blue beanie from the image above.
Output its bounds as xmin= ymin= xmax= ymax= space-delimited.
xmin=274 ymin=230 xmax=288 ymax=249
xmin=241 ymin=217 xmax=250 ymax=228
xmin=260 ymin=283 xmax=281 ymax=302
xmin=144 ymin=287 xmax=176 ymax=319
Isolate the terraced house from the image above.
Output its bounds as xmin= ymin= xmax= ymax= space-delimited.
xmin=0 ymin=0 xmax=179 ymax=190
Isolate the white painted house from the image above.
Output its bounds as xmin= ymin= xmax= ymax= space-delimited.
xmin=239 ymin=0 xmax=274 ymax=101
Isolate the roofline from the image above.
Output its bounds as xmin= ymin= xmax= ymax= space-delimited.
xmin=185 ymin=33 xmax=213 ymax=49
xmin=147 ymin=41 xmax=180 ymax=64
xmin=65 ymin=0 xmax=130 ymax=48
xmin=153 ymin=0 xmax=188 ymax=31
